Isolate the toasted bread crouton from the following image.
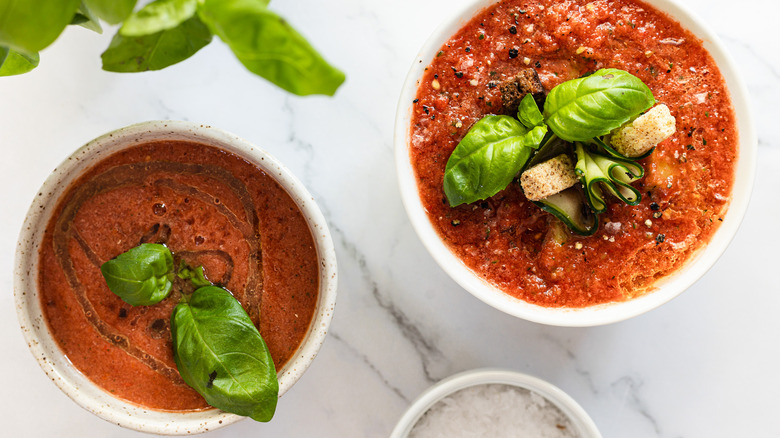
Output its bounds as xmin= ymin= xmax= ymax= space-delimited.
xmin=610 ymin=104 xmax=676 ymax=157
xmin=521 ymin=154 xmax=579 ymax=201
xmin=500 ymin=68 xmax=545 ymax=114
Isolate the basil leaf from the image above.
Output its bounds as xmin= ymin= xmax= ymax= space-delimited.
xmin=198 ymin=0 xmax=345 ymax=96
xmin=0 ymin=47 xmax=39 ymax=76
xmin=83 ymin=0 xmax=137 ymax=24
xmin=0 ymin=0 xmax=80 ymax=54
xmin=517 ymin=93 xmax=544 ymax=129
xmin=172 ymin=286 xmax=278 ymax=422
xmin=543 ymin=68 xmax=655 ymax=142
xmin=444 ymin=115 xmax=545 ymax=206
xmin=72 ymin=1 xmax=103 ymax=34
xmin=101 ymin=15 xmax=212 ymax=72
xmin=121 ymin=0 xmax=198 ymax=37
xmin=177 ymin=264 xmax=211 ymax=288
xmin=100 ymin=243 xmax=174 ymax=306
xmin=525 ymin=124 xmax=548 ymax=148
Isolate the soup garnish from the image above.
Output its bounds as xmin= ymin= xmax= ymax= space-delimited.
xmin=100 ymin=241 xmax=278 ymax=421
xmin=443 ymin=68 xmax=675 ymax=235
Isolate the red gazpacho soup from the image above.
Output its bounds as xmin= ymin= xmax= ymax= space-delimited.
xmin=410 ymin=0 xmax=737 ymax=306
xmin=38 ymin=141 xmax=319 ymax=410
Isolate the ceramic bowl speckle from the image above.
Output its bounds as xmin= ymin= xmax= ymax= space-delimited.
xmin=14 ymin=121 xmax=338 ymax=434
xmin=390 ymin=368 xmax=601 ymax=437
xmin=394 ymin=0 xmax=757 ymax=326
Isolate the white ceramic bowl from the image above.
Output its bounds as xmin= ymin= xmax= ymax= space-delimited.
xmin=390 ymin=368 xmax=601 ymax=438
xmin=394 ymin=0 xmax=756 ymax=326
xmin=14 ymin=121 xmax=338 ymax=434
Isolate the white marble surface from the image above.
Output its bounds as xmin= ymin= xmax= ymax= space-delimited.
xmin=1 ymin=0 xmax=777 ymax=436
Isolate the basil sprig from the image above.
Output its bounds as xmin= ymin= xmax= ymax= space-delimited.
xmin=172 ymin=286 xmax=279 ymax=422
xmin=100 ymin=243 xmax=279 ymax=421
xmin=0 ymin=0 xmax=344 ymax=96
xmin=100 ymin=243 xmax=174 ymax=306
xmin=543 ymin=69 xmax=655 ymax=142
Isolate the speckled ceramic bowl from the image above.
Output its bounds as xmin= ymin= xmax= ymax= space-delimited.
xmin=14 ymin=121 xmax=338 ymax=434
xmin=394 ymin=0 xmax=756 ymax=326
xmin=390 ymin=368 xmax=601 ymax=437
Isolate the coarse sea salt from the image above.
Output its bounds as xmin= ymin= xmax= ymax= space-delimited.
xmin=408 ymin=384 xmax=577 ymax=438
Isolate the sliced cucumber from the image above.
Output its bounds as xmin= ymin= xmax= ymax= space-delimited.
xmin=574 ymin=142 xmax=643 ymax=214
xmin=533 ymin=185 xmax=598 ymax=236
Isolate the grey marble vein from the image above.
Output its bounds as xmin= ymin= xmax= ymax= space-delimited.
xmin=539 ymin=332 xmax=599 ymax=396
xmin=328 ymin=216 xmax=444 ymax=385
xmin=610 ymin=375 xmax=662 ymax=436
xmin=330 ymin=332 xmax=410 ymax=403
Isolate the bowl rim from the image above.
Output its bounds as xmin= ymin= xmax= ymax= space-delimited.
xmin=389 ymin=368 xmax=602 ymax=438
xmin=393 ymin=0 xmax=757 ymax=326
xmin=13 ymin=120 xmax=338 ymax=434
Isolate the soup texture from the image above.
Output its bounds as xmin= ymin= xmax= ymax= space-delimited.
xmin=38 ymin=141 xmax=319 ymax=410
xmin=409 ymin=0 xmax=737 ymax=306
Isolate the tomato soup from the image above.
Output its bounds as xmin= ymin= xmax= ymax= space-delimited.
xmin=38 ymin=141 xmax=319 ymax=410
xmin=410 ymin=0 xmax=737 ymax=306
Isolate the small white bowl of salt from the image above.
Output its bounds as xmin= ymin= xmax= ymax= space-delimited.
xmin=390 ymin=368 xmax=601 ymax=438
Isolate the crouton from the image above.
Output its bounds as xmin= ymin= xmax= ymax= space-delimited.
xmin=500 ymin=68 xmax=545 ymax=114
xmin=610 ymin=104 xmax=676 ymax=157
xmin=521 ymin=154 xmax=579 ymax=201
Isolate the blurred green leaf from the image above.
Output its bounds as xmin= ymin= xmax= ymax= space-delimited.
xmin=101 ymin=15 xmax=212 ymax=72
xmin=121 ymin=0 xmax=198 ymax=37
xmin=72 ymin=1 xmax=103 ymax=34
xmin=198 ymin=0 xmax=345 ymax=96
xmin=83 ymin=0 xmax=137 ymax=24
xmin=0 ymin=46 xmax=40 ymax=76
xmin=0 ymin=0 xmax=80 ymax=53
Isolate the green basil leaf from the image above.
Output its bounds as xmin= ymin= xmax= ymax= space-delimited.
xmin=517 ymin=93 xmax=544 ymax=129
xmin=0 ymin=47 xmax=39 ymax=76
xmin=83 ymin=0 xmax=137 ymax=24
xmin=100 ymin=243 xmax=174 ymax=306
xmin=72 ymin=1 xmax=103 ymax=34
xmin=177 ymin=264 xmax=212 ymax=288
xmin=444 ymin=115 xmax=544 ymax=206
xmin=198 ymin=0 xmax=345 ymax=96
xmin=543 ymin=68 xmax=655 ymax=142
xmin=172 ymin=286 xmax=278 ymax=422
xmin=0 ymin=0 xmax=80 ymax=54
xmin=121 ymin=0 xmax=198 ymax=37
xmin=101 ymin=15 xmax=212 ymax=72
xmin=525 ymin=124 xmax=548 ymax=148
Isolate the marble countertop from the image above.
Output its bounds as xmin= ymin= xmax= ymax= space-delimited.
xmin=1 ymin=0 xmax=777 ymax=436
